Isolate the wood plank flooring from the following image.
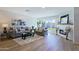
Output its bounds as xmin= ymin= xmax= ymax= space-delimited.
xmin=0 ymin=32 xmax=78 ymax=51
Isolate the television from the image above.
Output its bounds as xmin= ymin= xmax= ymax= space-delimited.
xmin=60 ymin=14 xmax=69 ymax=24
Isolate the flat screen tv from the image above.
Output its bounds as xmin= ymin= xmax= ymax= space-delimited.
xmin=60 ymin=14 xmax=69 ymax=24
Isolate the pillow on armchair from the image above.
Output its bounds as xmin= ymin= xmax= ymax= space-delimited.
xmin=36 ymin=28 xmax=44 ymax=36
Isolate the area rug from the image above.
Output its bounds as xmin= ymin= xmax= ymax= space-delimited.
xmin=13 ymin=35 xmax=44 ymax=46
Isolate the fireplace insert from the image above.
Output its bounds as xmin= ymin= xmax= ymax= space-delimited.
xmin=59 ymin=29 xmax=66 ymax=35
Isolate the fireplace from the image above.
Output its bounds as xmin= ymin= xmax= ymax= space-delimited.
xmin=59 ymin=29 xmax=66 ymax=35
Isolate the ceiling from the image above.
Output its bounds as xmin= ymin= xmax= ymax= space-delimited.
xmin=0 ymin=7 xmax=74 ymax=18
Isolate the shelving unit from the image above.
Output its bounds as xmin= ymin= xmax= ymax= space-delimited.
xmin=10 ymin=19 xmax=26 ymax=30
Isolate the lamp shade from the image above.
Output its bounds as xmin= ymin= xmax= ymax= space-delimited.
xmin=2 ymin=24 xmax=8 ymax=28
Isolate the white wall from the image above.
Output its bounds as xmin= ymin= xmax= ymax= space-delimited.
xmin=57 ymin=8 xmax=74 ymax=40
xmin=8 ymin=12 xmax=37 ymax=28
xmin=0 ymin=10 xmax=37 ymax=30
xmin=0 ymin=10 xmax=11 ymax=31
xmin=58 ymin=8 xmax=74 ymax=24
xmin=74 ymin=7 xmax=79 ymax=44
xmin=37 ymin=16 xmax=59 ymax=23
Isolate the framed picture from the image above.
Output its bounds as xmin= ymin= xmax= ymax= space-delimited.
xmin=60 ymin=14 xmax=69 ymax=24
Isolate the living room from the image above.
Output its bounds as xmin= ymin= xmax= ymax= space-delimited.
xmin=0 ymin=7 xmax=74 ymax=51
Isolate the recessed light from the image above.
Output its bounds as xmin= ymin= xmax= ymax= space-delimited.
xmin=25 ymin=9 xmax=30 ymax=12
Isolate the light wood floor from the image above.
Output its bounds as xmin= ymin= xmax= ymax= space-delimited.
xmin=0 ymin=33 xmax=78 ymax=51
